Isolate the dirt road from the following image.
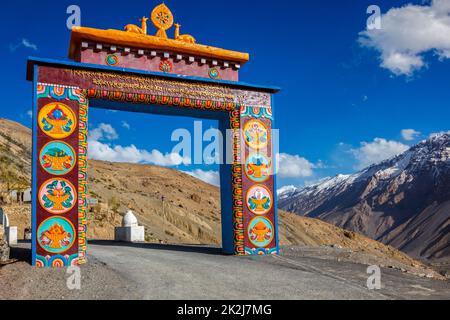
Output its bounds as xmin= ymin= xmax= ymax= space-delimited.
xmin=1 ymin=242 xmax=449 ymax=300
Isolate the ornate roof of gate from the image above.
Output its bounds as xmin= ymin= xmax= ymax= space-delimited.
xmin=69 ymin=3 xmax=249 ymax=64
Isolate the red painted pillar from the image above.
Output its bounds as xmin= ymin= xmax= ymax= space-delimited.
xmin=240 ymin=106 xmax=278 ymax=255
xmin=32 ymin=83 xmax=88 ymax=267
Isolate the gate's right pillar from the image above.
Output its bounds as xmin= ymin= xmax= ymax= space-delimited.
xmin=239 ymin=106 xmax=278 ymax=255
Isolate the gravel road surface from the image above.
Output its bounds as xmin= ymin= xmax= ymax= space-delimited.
xmin=1 ymin=241 xmax=449 ymax=300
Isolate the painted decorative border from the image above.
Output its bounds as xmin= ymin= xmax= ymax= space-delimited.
xmin=77 ymin=91 xmax=88 ymax=264
xmin=35 ymin=253 xmax=79 ymax=267
xmin=244 ymin=247 xmax=278 ymax=255
xmin=230 ymin=109 xmax=245 ymax=255
xmin=240 ymin=106 xmax=273 ymax=120
xmin=37 ymin=84 xmax=84 ymax=100
xmin=86 ymin=89 xmax=238 ymax=112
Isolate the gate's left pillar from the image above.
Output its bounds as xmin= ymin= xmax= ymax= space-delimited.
xmin=32 ymin=84 xmax=88 ymax=267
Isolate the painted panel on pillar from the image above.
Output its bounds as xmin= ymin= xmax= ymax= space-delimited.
xmin=34 ymin=84 xmax=87 ymax=267
xmin=240 ymin=106 xmax=277 ymax=255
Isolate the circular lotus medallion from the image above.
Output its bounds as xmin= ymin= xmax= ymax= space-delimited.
xmin=37 ymin=216 xmax=75 ymax=254
xmin=39 ymin=141 xmax=76 ymax=176
xmin=208 ymin=67 xmax=220 ymax=79
xmin=105 ymin=54 xmax=119 ymax=66
xmin=243 ymin=120 xmax=269 ymax=150
xmin=246 ymin=184 xmax=273 ymax=215
xmin=245 ymin=153 xmax=271 ymax=182
xmin=247 ymin=216 xmax=274 ymax=248
xmin=38 ymin=102 xmax=76 ymax=139
xmin=38 ymin=178 xmax=77 ymax=214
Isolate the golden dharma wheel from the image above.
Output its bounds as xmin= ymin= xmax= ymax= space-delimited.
xmin=151 ymin=3 xmax=174 ymax=31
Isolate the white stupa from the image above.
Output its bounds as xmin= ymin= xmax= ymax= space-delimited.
xmin=122 ymin=210 xmax=138 ymax=227
xmin=115 ymin=210 xmax=145 ymax=242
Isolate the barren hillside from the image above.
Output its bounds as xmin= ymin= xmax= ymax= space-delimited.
xmin=0 ymin=119 xmax=31 ymax=197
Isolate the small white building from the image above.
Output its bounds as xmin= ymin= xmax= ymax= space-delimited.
xmin=0 ymin=208 xmax=17 ymax=245
xmin=9 ymin=188 xmax=32 ymax=203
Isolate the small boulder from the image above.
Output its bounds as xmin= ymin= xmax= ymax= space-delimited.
xmin=0 ymin=239 xmax=9 ymax=263
xmin=190 ymin=194 xmax=201 ymax=204
xmin=343 ymin=230 xmax=356 ymax=240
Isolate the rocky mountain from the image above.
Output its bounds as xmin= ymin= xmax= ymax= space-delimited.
xmin=0 ymin=118 xmax=440 ymax=273
xmin=0 ymin=119 xmax=31 ymax=198
xmin=279 ymin=134 xmax=450 ymax=261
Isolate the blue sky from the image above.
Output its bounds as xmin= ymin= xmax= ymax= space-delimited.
xmin=0 ymin=0 xmax=449 ymax=188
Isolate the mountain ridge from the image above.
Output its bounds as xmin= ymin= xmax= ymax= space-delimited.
xmin=279 ymin=133 xmax=450 ymax=260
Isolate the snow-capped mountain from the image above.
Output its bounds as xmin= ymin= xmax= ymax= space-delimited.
xmin=277 ymin=185 xmax=300 ymax=200
xmin=279 ymin=133 xmax=450 ymax=260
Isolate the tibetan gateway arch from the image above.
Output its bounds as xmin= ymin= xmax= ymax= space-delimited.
xmin=27 ymin=4 xmax=280 ymax=267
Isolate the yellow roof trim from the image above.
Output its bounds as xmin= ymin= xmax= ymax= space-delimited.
xmin=69 ymin=27 xmax=250 ymax=64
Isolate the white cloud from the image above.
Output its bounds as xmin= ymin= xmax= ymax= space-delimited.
xmin=88 ymin=140 xmax=190 ymax=166
xmin=359 ymin=0 xmax=450 ymax=76
xmin=27 ymin=110 xmax=32 ymax=118
xmin=183 ymin=169 xmax=220 ymax=186
xmin=22 ymin=39 xmax=38 ymax=50
xmin=88 ymin=123 xmax=190 ymax=166
xmin=276 ymin=153 xmax=315 ymax=178
xmin=9 ymin=38 xmax=38 ymax=52
xmin=89 ymin=123 xmax=118 ymax=141
xmin=351 ymin=138 xmax=409 ymax=169
xmin=401 ymin=128 xmax=421 ymax=141
xmin=121 ymin=121 xmax=130 ymax=130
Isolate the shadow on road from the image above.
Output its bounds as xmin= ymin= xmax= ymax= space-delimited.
xmin=9 ymin=240 xmax=32 ymax=264
xmin=88 ymin=240 xmax=226 ymax=256
xmin=6 ymin=240 xmax=226 ymax=266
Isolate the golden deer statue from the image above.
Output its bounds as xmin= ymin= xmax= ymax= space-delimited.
xmin=174 ymin=23 xmax=196 ymax=44
xmin=124 ymin=16 xmax=148 ymax=35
